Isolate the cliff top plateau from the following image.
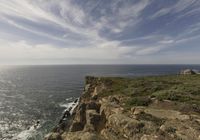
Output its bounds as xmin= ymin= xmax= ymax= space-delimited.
xmin=45 ymin=74 xmax=200 ymax=140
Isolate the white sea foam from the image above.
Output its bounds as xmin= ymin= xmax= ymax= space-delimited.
xmin=60 ymin=97 xmax=79 ymax=115
xmin=12 ymin=121 xmax=54 ymax=140
xmin=11 ymin=98 xmax=80 ymax=140
xmin=13 ymin=129 xmax=43 ymax=140
xmin=65 ymin=97 xmax=73 ymax=101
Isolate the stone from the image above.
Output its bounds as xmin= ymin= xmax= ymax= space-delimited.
xmin=159 ymin=125 xmax=166 ymax=131
xmin=131 ymin=107 xmax=145 ymax=115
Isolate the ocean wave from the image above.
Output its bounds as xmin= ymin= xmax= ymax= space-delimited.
xmin=12 ymin=121 xmax=54 ymax=140
xmin=13 ymin=129 xmax=43 ymax=140
xmin=0 ymin=93 xmax=25 ymax=99
xmin=10 ymin=97 xmax=79 ymax=140
xmin=59 ymin=97 xmax=79 ymax=115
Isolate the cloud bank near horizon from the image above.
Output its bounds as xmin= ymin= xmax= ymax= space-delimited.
xmin=0 ymin=0 xmax=200 ymax=64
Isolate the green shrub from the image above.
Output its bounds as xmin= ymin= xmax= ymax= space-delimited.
xmin=152 ymin=90 xmax=179 ymax=101
xmin=126 ymin=97 xmax=151 ymax=106
xmin=152 ymin=89 xmax=193 ymax=102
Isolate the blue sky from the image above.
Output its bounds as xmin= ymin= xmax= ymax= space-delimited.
xmin=0 ymin=0 xmax=200 ymax=64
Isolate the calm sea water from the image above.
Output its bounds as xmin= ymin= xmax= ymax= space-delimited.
xmin=0 ymin=65 xmax=200 ymax=140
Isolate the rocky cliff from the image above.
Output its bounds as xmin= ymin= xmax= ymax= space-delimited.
xmin=45 ymin=75 xmax=200 ymax=140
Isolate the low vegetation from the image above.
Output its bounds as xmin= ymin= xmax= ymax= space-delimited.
xmin=46 ymin=75 xmax=200 ymax=140
xmin=97 ymin=75 xmax=200 ymax=110
xmin=126 ymin=97 xmax=151 ymax=106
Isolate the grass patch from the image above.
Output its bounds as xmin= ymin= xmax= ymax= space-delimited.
xmin=86 ymin=75 xmax=200 ymax=108
xmin=151 ymin=90 xmax=192 ymax=102
xmin=126 ymin=97 xmax=151 ymax=107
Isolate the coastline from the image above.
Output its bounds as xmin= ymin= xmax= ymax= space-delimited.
xmin=45 ymin=75 xmax=200 ymax=140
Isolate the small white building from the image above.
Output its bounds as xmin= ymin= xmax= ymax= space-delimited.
xmin=180 ymin=69 xmax=197 ymax=75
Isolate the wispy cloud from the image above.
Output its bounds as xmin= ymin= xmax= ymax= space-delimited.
xmin=0 ymin=0 xmax=199 ymax=64
xmin=151 ymin=0 xmax=199 ymax=19
xmin=0 ymin=39 xmax=137 ymax=64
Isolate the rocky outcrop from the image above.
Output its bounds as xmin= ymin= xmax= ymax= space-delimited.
xmin=45 ymin=76 xmax=200 ymax=140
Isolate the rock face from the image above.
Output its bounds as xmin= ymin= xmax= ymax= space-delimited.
xmin=45 ymin=76 xmax=200 ymax=140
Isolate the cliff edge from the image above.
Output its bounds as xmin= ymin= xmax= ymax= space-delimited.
xmin=45 ymin=75 xmax=200 ymax=140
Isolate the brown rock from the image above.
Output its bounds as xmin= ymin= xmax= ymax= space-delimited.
xmin=86 ymin=102 xmax=101 ymax=113
xmin=84 ymin=110 xmax=101 ymax=132
xmin=108 ymin=114 xmax=144 ymax=137
xmin=70 ymin=121 xmax=84 ymax=132
xmin=100 ymin=99 xmax=121 ymax=118
xmin=75 ymin=103 xmax=86 ymax=122
xmin=69 ymin=103 xmax=86 ymax=132
xmin=131 ymin=107 xmax=145 ymax=115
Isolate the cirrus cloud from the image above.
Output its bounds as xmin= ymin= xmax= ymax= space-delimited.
xmin=0 ymin=0 xmax=199 ymax=64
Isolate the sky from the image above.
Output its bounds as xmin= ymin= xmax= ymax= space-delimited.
xmin=0 ymin=0 xmax=200 ymax=65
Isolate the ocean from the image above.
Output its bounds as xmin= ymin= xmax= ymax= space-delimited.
xmin=0 ymin=65 xmax=200 ymax=140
